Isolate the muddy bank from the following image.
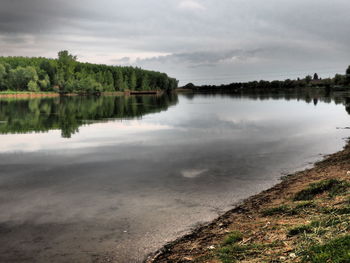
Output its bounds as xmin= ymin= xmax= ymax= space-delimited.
xmin=146 ymin=140 xmax=350 ymax=262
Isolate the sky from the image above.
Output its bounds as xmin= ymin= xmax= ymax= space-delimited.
xmin=1 ymin=0 xmax=350 ymax=85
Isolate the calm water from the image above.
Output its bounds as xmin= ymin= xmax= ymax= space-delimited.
xmin=0 ymin=92 xmax=349 ymax=262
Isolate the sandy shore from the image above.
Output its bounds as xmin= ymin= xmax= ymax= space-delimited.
xmin=146 ymin=140 xmax=350 ymax=262
xmin=0 ymin=93 xmax=59 ymax=98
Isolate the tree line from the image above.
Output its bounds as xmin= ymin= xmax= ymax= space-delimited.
xmin=183 ymin=66 xmax=350 ymax=91
xmin=0 ymin=51 xmax=178 ymax=93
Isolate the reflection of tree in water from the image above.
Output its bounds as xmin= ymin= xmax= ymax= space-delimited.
xmin=346 ymin=106 xmax=350 ymax=115
xmin=181 ymin=89 xmax=350 ymax=116
xmin=346 ymin=97 xmax=350 ymax=116
xmin=0 ymin=93 xmax=178 ymax=138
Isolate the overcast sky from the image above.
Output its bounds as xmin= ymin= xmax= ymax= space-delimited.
xmin=1 ymin=0 xmax=350 ymax=85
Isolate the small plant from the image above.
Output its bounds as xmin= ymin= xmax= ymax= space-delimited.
xmin=223 ymin=231 xmax=243 ymax=245
xmin=293 ymin=179 xmax=349 ymax=201
xmin=303 ymin=235 xmax=350 ymax=263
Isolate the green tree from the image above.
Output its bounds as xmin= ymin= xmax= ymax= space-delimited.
xmin=346 ymin=66 xmax=350 ymax=84
xmin=9 ymin=66 xmax=38 ymax=91
xmin=334 ymin=74 xmax=345 ymax=85
xmin=38 ymin=75 xmax=51 ymax=91
xmin=0 ymin=64 xmax=7 ymax=90
xmin=313 ymin=73 xmax=319 ymax=80
xmin=305 ymin=75 xmax=312 ymax=84
xmin=124 ymin=76 xmax=129 ymax=91
xmin=141 ymin=75 xmax=150 ymax=90
xmin=57 ymin=50 xmax=77 ymax=87
xmin=0 ymin=53 xmax=178 ymax=93
xmin=114 ymin=70 xmax=124 ymax=91
xmin=28 ymin=80 xmax=39 ymax=92
xmin=130 ymin=71 xmax=137 ymax=90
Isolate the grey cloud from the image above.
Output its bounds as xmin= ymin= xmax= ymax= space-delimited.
xmin=1 ymin=0 xmax=350 ymax=84
xmin=137 ymin=49 xmax=264 ymax=68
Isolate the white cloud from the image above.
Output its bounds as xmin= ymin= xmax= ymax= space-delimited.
xmin=178 ymin=0 xmax=205 ymax=11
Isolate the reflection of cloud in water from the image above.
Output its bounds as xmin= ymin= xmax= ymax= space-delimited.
xmin=181 ymin=169 xmax=208 ymax=178
xmin=0 ymin=121 xmax=174 ymax=153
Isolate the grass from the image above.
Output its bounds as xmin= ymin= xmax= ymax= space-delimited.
xmin=321 ymin=206 xmax=350 ymax=215
xmin=302 ymin=235 xmax=350 ymax=263
xmin=214 ymin=178 xmax=350 ymax=263
xmin=218 ymin=231 xmax=281 ymax=262
xmin=218 ymin=243 xmax=278 ymax=263
xmin=293 ymin=179 xmax=349 ymax=201
xmin=223 ymin=231 xmax=243 ymax=245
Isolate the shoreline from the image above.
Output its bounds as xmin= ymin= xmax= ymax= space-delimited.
xmin=0 ymin=92 xmax=60 ymax=98
xmin=146 ymin=140 xmax=350 ymax=262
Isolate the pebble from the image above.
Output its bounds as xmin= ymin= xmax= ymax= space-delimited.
xmin=289 ymin=253 xmax=296 ymax=258
xmin=208 ymin=245 xmax=215 ymax=250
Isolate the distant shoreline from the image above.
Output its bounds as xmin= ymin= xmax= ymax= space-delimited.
xmin=147 ymin=140 xmax=350 ymax=262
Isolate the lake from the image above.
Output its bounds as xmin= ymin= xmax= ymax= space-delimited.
xmin=0 ymin=91 xmax=349 ymax=262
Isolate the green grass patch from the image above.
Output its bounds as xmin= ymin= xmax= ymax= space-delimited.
xmin=223 ymin=231 xmax=243 ymax=245
xmin=293 ymin=179 xmax=349 ymax=201
xmin=303 ymin=235 xmax=350 ymax=263
xmin=218 ymin=243 xmax=279 ymax=263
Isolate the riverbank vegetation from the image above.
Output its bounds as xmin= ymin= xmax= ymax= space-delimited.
xmin=149 ymin=143 xmax=350 ymax=263
xmin=182 ymin=66 xmax=350 ymax=92
xmin=0 ymin=51 xmax=178 ymax=94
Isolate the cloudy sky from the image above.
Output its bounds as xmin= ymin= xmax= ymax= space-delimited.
xmin=1 ymin=0 xmax=350 ymax=85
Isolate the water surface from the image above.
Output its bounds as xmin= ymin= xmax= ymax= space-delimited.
xmin=0 ymin=92 xmax=349 ymax=262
